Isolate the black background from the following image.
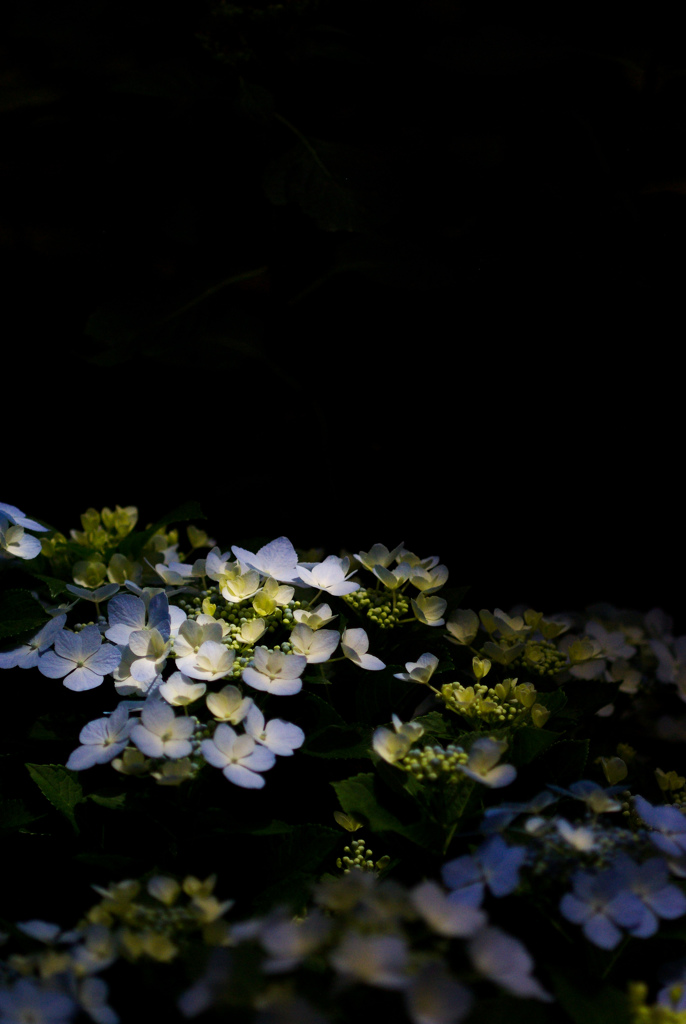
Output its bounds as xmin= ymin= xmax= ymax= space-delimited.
xmin=3 ymin=0 xmax=685 ymax=628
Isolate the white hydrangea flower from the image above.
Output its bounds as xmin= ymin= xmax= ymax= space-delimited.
xmin=355 ymin=543 xmax=405 ymax=572
xmin=253 ymin=577 xmax=294 ymax=615
xmin=411 ymin=594 xmax=447 ymax=628
xmin=0 ymin=513 xmax=44 ymax=561
xmin=456 ymin=737 xmax=516 ymax=788
xmin=289 ymin=624 xmax=340 ymax=663
xmin=445 ymin=610 xmax=480 ymax=646
xmin=128 ymin=628 xmax=172 ymax=685
xmin=0 ymin=978 xmax=76 ymax=1024
xmin=373 ymin=714 xmax=424 ymax=764
xmin=409 ymin=564 xmax=449 ymax=594
xmin=180 ymin=640 xmax=236 ymax=682
xmin=158 ymin=671 xmax=207 ymax=706
xmin=173 ymin=619 xmax=224 ymax=672
xmin=373 ymin=563 xmax=411 ymax=590
xmin=293 ymin=603 xmax=337 ymax=629
xmin=297 ymin=555 xmax=359 ymax=597
xmin=258 ymin=908 xmax=332 ymax=973
xmin=38 ymin=625 xmax=122 ymax=692
xmin=66 ymin=704 xmax=132 ymax=771
xmin=393 ymin=653 xmax=439 ymax=685
xmin=341 ymin=628 xmax=385 ymax=671
xmin=231 ymin=536 xmax=303 ymax=584
xmin=205 ymin=684 xmax=253 ymax=723
xmin=404 ymin=960 xmax=473 ymax=1024
xmin=105 ymin=592 xmax=171 ymax=646
xmin=467 ymin=926 xmax=553 ymax=1000
xmin=201 ymin=723 xmax=275 ymax=788
xmin=238 ymin=618 xmax=267 ymax=644
xmin=130 ymin=700 xmax=195 ymax=759
xmin=243 ymin=704 xmax=305 ymax=756
xmin=410 ymin=880 xmax=486 ymax=937
xmin=206 ymin=551 xmax=262 ymax=603
xmin=0 ymin=613 xmax=67 ymax=670
xmin=329 ymin=930 xmax=409 ymax=990
xmin=242 ymin=648 xmax=307 ymax=696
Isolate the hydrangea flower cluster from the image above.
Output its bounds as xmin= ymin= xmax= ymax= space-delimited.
xmin=2 ymin=501 xmax=686 ymax=1024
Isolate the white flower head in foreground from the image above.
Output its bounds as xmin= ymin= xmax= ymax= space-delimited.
xmin=329 ymin=930 xmax=409 ymax=989
xmin=231 ymin=536 xmax=303 ymax=584
xmin=412 ymin=594 xmax=447 ymax=628
xmin=410 ymin=880 xmax=486 ymax=937
xmin=355 ymin=542 xmax=405 ymax=572
xmin=0 ymin=978 xmax=76 ymax=1024
xmin=173 ymin=618 xmax=225 ymax=672
xmin=130 ymin=700 xmax=195 ymax=759
xmin=467 ymin=926 xmax=553 ymax=1001
xmin=258 ymin=908 xmax=332 ymax=973
xmin=394 ymin=653 xmax=439 ymax=685
xmin=206 ymin=684 xmax=253 ymax=723
xmin=38 ymin=625 xmax=122 ymax=691
xmin=409 ymin=564 xmax=449 ymax=595
xmin=158 ymin=671 xmax=207 ymax=707
xmin=456 ymin=737 xmax=516 ymax=788
xmin=180 ymin=640 xmax=236 ymax=683
xmin=244 ymin=704 xmax=305 ymax=756
xmin=253 ymin=577 xmax=294 ymax=616
xmin=445 ymin=609 xmax=480 ymax=646
xmin=127 ymin=627 xmax=172 ymax=685
xmin=404 ymin=960 xmax=474 ymax=1024
xmin=0 ymin=613 xmax=67 ymax=670
xmin=373 ymin=714 xmax=424 ymax=764
xmin=297 ymin=555 xmax=360 ymax=597
xmin=65 ymin=705 xmax=132 ymax=771
xmin=201 ymin=723 xmax=275 ymax=788
xmin=289 ymin=624 xmax=340 ymax=663
xmin=292 ymin=602 xmax=337 ymax=629
xmin=341 ymin=627 xmax=385 ymax=670
xmin=0 ymin=513 xmax=44 ymax=560
xmin=242 ymin=648 xmax=307 ymax=696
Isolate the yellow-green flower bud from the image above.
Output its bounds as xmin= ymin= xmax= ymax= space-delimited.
xmin=595 ymin=756 xmax=628 ymax=785
xmin=530 ymin=704 xmax=550 ymax=729
xmin=472 ymin=656 xmax=492 ymax=679
xmin=188 ymin=525 xmax=209 ymax=549
xmin=514 ymin=682 xmax=537 ymax=708
xmin=655 ymin=767 xmax=686 ymax=792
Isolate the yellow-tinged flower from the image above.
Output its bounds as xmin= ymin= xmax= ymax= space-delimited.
xmin=147 ymin=876 xmax=181 ymax=905
xmin=472 ymin=657 xmax=491 ymax=679
xmin=183 ymin=875 xmax=217 ymax=899
xmin=530 ymin=704 xmax=550 ymax=729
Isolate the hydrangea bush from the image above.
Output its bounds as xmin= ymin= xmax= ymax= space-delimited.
xmin=1 ymin=500 xmax=686 ymax=1024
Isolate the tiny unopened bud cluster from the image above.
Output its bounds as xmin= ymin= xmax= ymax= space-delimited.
xmin=343 ymin=588 xmax=409 ymax=629
xmin=400 ymin=743 xmax=469 ymax=783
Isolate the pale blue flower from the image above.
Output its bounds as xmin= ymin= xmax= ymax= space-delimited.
xmin=0 ymin=978 xmax=76 ymax=1024
xmin=467 ymin=926 xmax=553 ymax=1001
xmin=65 ymin=705 xmax=132 ymax=771
xmin=633 ymin=795 xmax=686 ymax=858
xmin=105 ymin=592 xmax=171 ymax=646
xmin=610 ymin=852 xmax=686 ymax=937
xmin=441 ymin=836 xmax=527 ymax=907
xmin=0 ymin=502 xmax=49 ymax=532
xmin=480 ymin=791 xmax=557 ymax=834
xmin=0 ymin=613 xmax=67 ymax=670
xmin=37 ymin=625 xmax=122 ymax=691
xmin=559 ymin=867 xmax=642 ymax=948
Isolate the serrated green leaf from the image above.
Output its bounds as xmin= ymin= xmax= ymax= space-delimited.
xmin=25 ymin=764 xmax=83 ymax=833
xmin=29 ymin=574 xmax=73 ymax=599
xmin=510 ymin=726 xmax=562 ymax=765
xmin=414 ymin=710 xmax=451 ymax=739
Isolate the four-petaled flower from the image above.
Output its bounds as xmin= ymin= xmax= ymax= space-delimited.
xmin=201 ymin=723 xmax=276 ymax=788
xmin=130 ymin=700 xmax=195 ymax=759
xmin=66 ymin=705 xmax=133 ymax=770
xmin=38 ymin=625 xmax=122 ymax=691
xmin=242 ymin=648 xmax=307 ymax=695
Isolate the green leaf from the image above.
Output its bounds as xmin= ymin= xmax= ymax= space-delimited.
xmin=414 ymin=710 xmax=452 ymax=739
xmin=0 ymin=797 xmax=43 ymax=831
xmin=88 ymin=793 xmax=126 ymax=810
xmin=510 ymin=726 xmax=562 ymax=765
xmin=25 ymin=764 xmax=83 ymax=833
xmin=536 ymin=689 xmax=568 ymax=716
xmin=0 ymin=590 xmax=49 ymax=642
xmin=332 ymin=772 xmax=407 ymax=834
xmin=549 ymin=970 xmax=631 ymax=1024
xmin=29 ymin=574 xmax=73 ymax=599
xmin=303 ymin=724 xmax=373 ymax=759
